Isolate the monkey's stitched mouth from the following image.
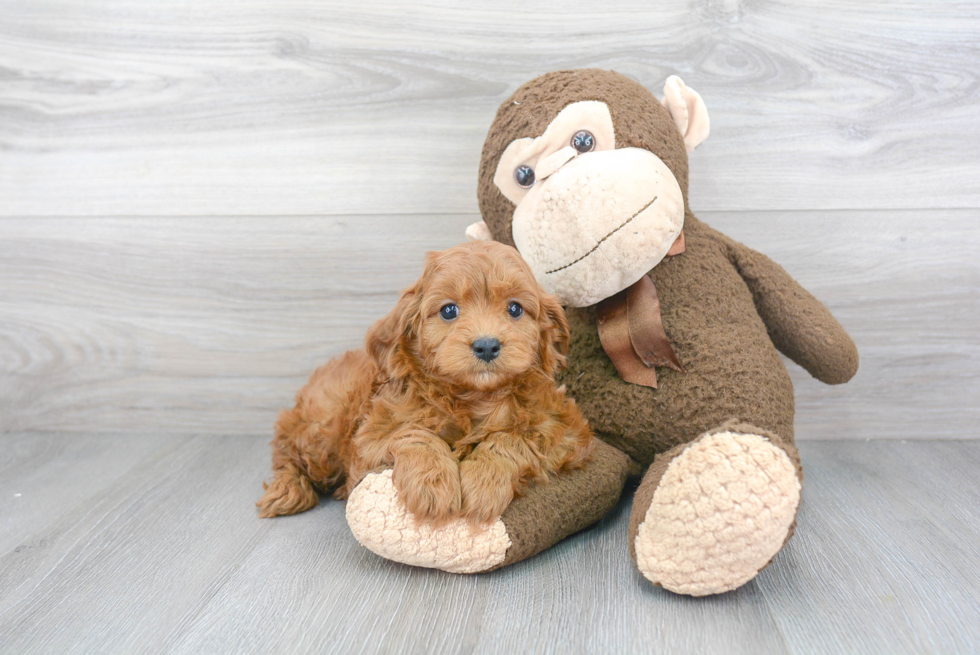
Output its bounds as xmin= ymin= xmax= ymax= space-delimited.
xmin=545 ymin=196 xmax=658 ymax=275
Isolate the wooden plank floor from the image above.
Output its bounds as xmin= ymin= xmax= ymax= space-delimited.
xmin=1 ymin=435 xmax=978 ymax=654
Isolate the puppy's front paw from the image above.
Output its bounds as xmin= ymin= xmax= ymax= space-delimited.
xmin=392 ymin=452 xmax=461 ymax=524
xmin=460 ymin=459 xmax=515 ymax=525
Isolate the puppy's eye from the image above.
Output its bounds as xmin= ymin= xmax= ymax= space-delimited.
xmin=514 ymin=165 xmax=535 ymax=188
xmin=507 ymin=302 xmax=524 ymax=319
xmin=571 ymin=130 xmax=595 ymax=153
xmin=439 ymin=303 xmax=459 ymax=321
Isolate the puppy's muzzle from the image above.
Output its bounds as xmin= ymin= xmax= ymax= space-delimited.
xmin=472 ymin=337 xmax=501 ymax=363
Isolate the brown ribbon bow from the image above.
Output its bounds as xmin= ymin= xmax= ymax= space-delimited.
xmin=596 ymin=230 xmax=686 ymax=388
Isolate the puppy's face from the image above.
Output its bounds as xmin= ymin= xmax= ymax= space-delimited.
xmin=367 ymin=241 xmax=569 ymax=391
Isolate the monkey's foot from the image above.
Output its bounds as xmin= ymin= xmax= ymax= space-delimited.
xmin=629 ymin=424 xmax=802 ymax=596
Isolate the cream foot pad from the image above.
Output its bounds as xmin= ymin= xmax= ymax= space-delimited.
xmin=634 ymin=431 xmax=801 ymax=596
xmin=346 ymin=470 xmax=511 ymax=574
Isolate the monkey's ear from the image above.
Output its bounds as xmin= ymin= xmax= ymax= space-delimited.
xmin=661 ymin=75 xmax=710 ymax=153
xmin=465 ymin=220 xmax=494 ymax=241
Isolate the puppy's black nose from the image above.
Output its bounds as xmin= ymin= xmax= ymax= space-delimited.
xmin=472 ymin=337 xmax=501 ymax=362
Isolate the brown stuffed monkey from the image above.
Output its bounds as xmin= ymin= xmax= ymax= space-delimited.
xmin=345 ymin=69 xmax=858 ymax=596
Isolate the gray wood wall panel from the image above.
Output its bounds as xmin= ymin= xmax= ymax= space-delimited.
xmin=2 ymin=210 xmax=976 ymax=439
xmin=0 ymin=1 xmax=977 ymax=216
xmin=1 ymin=0 xmax=977 ymax=439
xmin=0 ymin=435 xmax=977 ymax=654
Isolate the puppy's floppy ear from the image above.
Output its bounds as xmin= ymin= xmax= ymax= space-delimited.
xmin=537 ymin=290 xmax=570 ymax=376
xmin=365 ymin=282 xmax=422 ymax=378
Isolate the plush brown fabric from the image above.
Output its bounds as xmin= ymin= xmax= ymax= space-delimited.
xmin=558 ymin=212 xmax=858 ymax=468
xmin=728 ymin=242 xmax=860 ymax=385
xmin=472 ymin=68 xmax=858 ymax=587
xmin=560 ymin=214 xmax=799 ymax=466
xmin=493 ymin=438 xmax=629 ymax=570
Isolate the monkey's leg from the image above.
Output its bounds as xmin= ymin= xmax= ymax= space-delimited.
xmin=628 ymin=420 xmax=802 ymax=596
xmin=344 ymin=439 xmax=629 ymax=573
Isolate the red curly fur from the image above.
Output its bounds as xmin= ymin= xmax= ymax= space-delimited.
xmin=257 ymin=241 xmax=594 ymax=524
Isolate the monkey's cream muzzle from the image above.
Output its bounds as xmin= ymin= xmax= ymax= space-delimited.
xmin=473 ymin=84 xmax=708 ymax=308
xmin=509 ymin=147 xmax=683 ymax=307
xmin=472 ymin=99 xmax=694 ymax=308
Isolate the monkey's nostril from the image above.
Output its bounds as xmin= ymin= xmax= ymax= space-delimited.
xmin=472 ymin=337 xmax=501 ymax=363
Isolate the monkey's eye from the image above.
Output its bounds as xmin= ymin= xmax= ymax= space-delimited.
xmin=514 ymin=165 xmax=535 ymax=188
xmin=507 ymin=302 xmax=524 ymax=319
xmin=440 ymin=304 xmax=459 ymax=321
xmin=571 ymin=130 xmax=595 ymax=153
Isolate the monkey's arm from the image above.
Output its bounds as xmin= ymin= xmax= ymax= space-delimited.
xmin=345 ymin=439 xmax=629 ymax=573
xmin=728 ymin=240 xmax=858 ymax=385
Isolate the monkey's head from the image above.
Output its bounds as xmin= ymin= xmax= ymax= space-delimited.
xmin=470 ymin=69 xmax=709 ymax=308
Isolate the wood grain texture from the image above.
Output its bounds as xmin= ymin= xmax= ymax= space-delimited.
xmin=0 ymin=432 xmax=177 ymax=553
xmin=1 ymin=2 xmax=976 ymax=651
xmin=0 ymin=435 xmax=977 ymax=654
xmin=709 ymin=210 xmax=980 ymax=440
xmin=0 ymin=0 xmax=978 ymax=216
xmin=2 ymin=210 xmax=976 ymax=439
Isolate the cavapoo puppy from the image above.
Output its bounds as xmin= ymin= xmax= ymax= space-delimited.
xmin=257 ymin=240 xmax=594 ymax=525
